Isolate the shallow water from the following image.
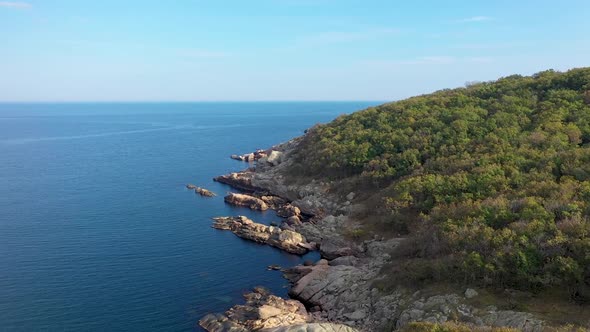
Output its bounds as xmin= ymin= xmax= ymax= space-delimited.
xmin=0 ymin=102 xmax=378 ymax=331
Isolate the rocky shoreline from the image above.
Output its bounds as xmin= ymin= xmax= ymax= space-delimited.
xmin=199 ymin=139 xmax=547 ymax=332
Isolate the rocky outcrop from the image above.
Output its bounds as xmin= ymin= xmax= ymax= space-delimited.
xmin=261 ymin=195 xmax=289 ymax=210
xmin=263 ymin=323 xmax=358 ymax=332
xmin=199 ymin=287 xmax=308 ymax=331
xmin=395 ymin=295 xmax=544 ymax=332
xmin=186 ymin=184 xmax=197 ymax=190
xmin=212 ymin=216 xmax=312 ymax=255
xmin=214 ymin=171 xmax=264 ymax=192
xmin=225 ymin=193 xmax=269 ymax=211
xmin=204 ymin=136 xmax=551 ymax=331
xmin=231 ymin=149 xmax=268 ymax=162
xmin=230 ymin=149 xmax=285 ymax=167
xmin=195 ymin=187 xmax=216 ymax=197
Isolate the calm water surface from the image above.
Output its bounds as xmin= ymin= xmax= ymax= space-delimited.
xmin=0 ymin=102 xmax=379 ymax=331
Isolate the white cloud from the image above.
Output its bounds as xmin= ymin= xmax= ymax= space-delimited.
xmin=0 ymin=1 xmax=32 ymax=9
xmin=453 ymin=16 xmax=494 ymax=23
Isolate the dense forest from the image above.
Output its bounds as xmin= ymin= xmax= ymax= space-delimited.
xmin=292 ymin=68 xmax=590 ymax=299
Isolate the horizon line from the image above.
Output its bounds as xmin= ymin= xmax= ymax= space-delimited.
xmin=0 ymin=100 xmax=389 ymax=104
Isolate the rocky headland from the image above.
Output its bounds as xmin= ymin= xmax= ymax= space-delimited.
xmin=199 ymin=138 xmax=552 ymax=332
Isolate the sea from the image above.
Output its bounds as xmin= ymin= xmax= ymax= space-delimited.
xmin=0 ymin=102 xmax=379 ymax=331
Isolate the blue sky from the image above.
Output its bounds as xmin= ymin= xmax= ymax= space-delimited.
xmin=1 ymin=0 xmax=589 ymax=102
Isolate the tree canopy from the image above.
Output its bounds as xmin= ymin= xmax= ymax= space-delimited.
xmin=292 ymin=68 xmax=590 ymax=299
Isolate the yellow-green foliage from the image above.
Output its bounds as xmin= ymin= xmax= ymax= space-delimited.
xmin=292 ymin=68 xmax=590 ymax=298
xmin=399 ymin=322 xmax=518 ymax=332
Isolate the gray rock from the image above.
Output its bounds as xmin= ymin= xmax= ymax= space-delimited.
xmin=262 ymin=323 xmax=358 ymax=332
xmin=267 ymin=150 xmax=284 ymax=166
xmin=329 ymin=256 xmax=358 ymax=266
xmin=343 ymin=309 xmax=366 ymax=321
xmin=465 ymin=288 xmax=478 ymax=299
xmin=320 ymin=239 xmax=354 ymax=260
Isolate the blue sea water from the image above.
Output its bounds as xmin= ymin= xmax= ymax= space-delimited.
xmin=0 ymin=102 xmax=379 ymax=332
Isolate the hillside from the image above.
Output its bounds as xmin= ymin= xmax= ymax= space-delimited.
xmin=289 ymin=68 xmax=590 ymax=301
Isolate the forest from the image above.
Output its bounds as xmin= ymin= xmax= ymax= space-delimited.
xmin=291 ymin=68 xmax=590 ymax=299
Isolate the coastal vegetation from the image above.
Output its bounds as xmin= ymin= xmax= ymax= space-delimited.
xmin=290 ymin=68 xmax=590 ymax=300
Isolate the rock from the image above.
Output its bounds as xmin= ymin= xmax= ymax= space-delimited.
xmin=261 ymin=196 xmax=288 ymax=209
xmin=186 ymin=184 xmax=197 ymax=189
xmin=277 ymin=204 xmax=302 ymax=218
xmin=267 ymin=265 xmax=282 ymax=271
xmin=329 ymin=256 xmax=358 ymax=266
xmin=346 ymin=192 xmax=355 ymax=201
xmin=315 ymin=259 xmax=329 ymax=266
xmin=319 ymin=239 xmax=355 ymax=260
xmin=481 ymin=310 xmax=544 ymax=331
xmin=225 ymin=193 xmax=269 ymax=210
xmin=214 ymin=171 xmax=264 ymax=192
xmin=291 ymin=197 xmax=324 ymax=216
xmin=212 ymin=216 xmax=310 ymax=255
xmin=286 ymin=215 xmax=302 ymax=225
xmin=231 ymin=154 xmax=245 ymax=161
xmin=297 ymin=242 xmax=316 ymax=251
xmin=465 ymin=288 xmax=478 ymax=299
xmin=344 ymin=309 xmax=366 ymax=321
xmin=267 ymin=150 xmax=284 ymax=166
xmin=245 ymin=152 xmax=256 ymax=162
xmin=258 ymin=304 xmax=284 ymax=319
xmin=199 ymin=313 xmax=248 ymax=332
xmin=195 ymin=187 xmax=216 ymax=197
xmin=303 ymin=260 xmax=314 ymax=266
xmin=263 ymin=323 xmax=359 ymax=332
xmin=199 ymin=288 xmax=308 ymax=331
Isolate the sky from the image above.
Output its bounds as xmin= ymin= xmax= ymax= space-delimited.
xmin=1 ymin=0 xmax=589 ymax=102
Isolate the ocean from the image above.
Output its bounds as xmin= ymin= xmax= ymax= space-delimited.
xmin=0 ymin=102 xmax=379 ymax=331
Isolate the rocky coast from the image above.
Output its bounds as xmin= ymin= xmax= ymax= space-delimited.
xmin=200 ymin=139 xmax=548 ymax=332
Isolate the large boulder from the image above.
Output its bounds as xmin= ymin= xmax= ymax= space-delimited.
xmin=277 ymin=204 xmax=302 ymax=218
xmin=225 ymin=193 xmax=269 ymax=211
xmin=319 ymin=239 xmax=355 ymax=260
xmin=267 ymin=150 xmax=284 ymax=166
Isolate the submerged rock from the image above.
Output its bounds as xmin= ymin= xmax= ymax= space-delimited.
xmin=212 ymin=216 xmax=311 ymax=255
xmin=225 ymin=193 xmax=269 ymax=211
xmin=186 ymin=184 xmax=197 ymax=189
